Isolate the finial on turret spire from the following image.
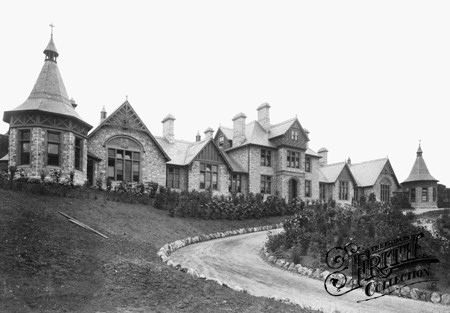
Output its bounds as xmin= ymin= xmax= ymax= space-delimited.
xmin=44 ymin=24 xmax=59 ymax=62
xmin=49 ymin=23 xmax=55 ymax=36
xmin=417 ymin=140 xmax=423 ymax=156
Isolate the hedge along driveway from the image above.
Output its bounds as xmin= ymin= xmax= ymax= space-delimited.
xmin=163 ymin=229 xmax=449 ymax=313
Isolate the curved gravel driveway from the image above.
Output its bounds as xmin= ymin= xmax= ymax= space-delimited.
xmin=170 ymin=230 xmax=448 ymax=313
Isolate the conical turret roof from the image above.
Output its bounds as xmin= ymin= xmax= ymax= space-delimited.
xmin=3 ymin=35 xmax=91 ymax=129
xmin=402 ymin=145 xmax=438 ymax=183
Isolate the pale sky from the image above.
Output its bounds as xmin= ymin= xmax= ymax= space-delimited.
xmin=1 ymin=1 xmax=449 ymax=186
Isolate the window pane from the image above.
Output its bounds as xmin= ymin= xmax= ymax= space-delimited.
xmin=108 ymin=149 xmax=115 ymax=158
xmin=21 ymin=130 xmax=30 ymax=140
xmin=108 ymin=166 xmax=114 ymax=178
xmin=133 ymin=152 xmax=140 ymax=160
xmin=48 ymin=143 xmax=59 ymax=154
xmin=48 ymin=132 xmax=60 ymax=142
xmin=116 ymin=150 xmax=124 ymax=158
xmin=212 ymin=165 xmax=218 ymax=172
xmin=48 ymin=154 xmax=59 ymax=166
xmin=21 ymin=153 xmax=30 ymax=165
xmin=117 ymin=159 xmax=123 ymax=171
xmin=22 ymin=142 xmax=30 ymax=153
xmin=125 ymin=160 xmax=132 ymax=181
xmin=125 ymin=151 xmax=132 ymax=160
xmin=200 ymin=163 xmax=205 ymax=171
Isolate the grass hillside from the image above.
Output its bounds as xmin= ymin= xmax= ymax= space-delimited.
xmin=0 ymin=189 xmax=316 ymax=313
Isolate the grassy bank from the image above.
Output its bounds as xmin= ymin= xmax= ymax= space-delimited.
xmin=0 ymin=189 xmax=317 ymax=313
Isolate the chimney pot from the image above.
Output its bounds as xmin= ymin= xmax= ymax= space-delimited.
xmin=162 ymin=114 xmax=176 ymax=143
xmin=232 ymin=112 xmax=247 ymax=146
xmin=257 ymin=102 xmax=271 ymax=131
xmin=204 ymin=127 xmax=214 ymax=139
xmin=318 ymin=147 xmax=328 ymax=166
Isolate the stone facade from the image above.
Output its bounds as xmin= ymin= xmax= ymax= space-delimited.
xmin=88 ymin=125 xmax=167 ymax=187
xmin=8 ymin=126 xmax=88 ymax=184
xmin=403 ymin=181 xmax=438 ymax=209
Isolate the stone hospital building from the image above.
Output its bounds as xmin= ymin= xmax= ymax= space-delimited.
xmin=1 ymin=33 xmax=439 ymax=208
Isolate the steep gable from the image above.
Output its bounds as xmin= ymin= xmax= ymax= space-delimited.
xmin=268 ymin=118 xmax=309 ymax=149
xmin=89 ymin=101 xmax=170 ymax=160
xmin=319 ymin=162 xmax=357 ymax=185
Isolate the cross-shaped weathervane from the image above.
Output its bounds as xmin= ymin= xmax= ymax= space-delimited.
xmin=49 ymin=23 xmax=55 ymax=36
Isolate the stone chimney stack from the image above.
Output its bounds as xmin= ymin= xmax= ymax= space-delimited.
xmin=232 ymin=112 xmax=247 ymax=147
xmin=162 ymin=114 xmax=176 ymax=143
xmin=304 ymin=129 xmax=310 ymax=148
xmin=195 ymin=131 xmax=201 ymax=142
xmin=100 ymin=106 xmax=107 ymax=123
xmin=257 ymin=102 xmax=271 ymax=131
xmin=70 ymin=98 xmax=77 ymax=109
xmin=204 ymin=127 xmax=214 ymax=139
xmin=318 ymin=147 xmax=328 ymax=166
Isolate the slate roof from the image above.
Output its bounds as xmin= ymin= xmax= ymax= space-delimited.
xmin=155 ymin=136 xmax=243 ymax=172
xmin=268 ymin=117 xmax=297 ymax=139
xmin=318 ymin=162 xmax=346 ymax=183
xmin=218 ymin=116 xmax=310 ymax=150
xmin=3 ymin=36 xmax=91 ymax=129
xmin=403 ymin=146 xmax=438 ymax=183
xmin=350 ymin=158 xmax=391 ymax=187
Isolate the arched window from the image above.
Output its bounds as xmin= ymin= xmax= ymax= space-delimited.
xmin=106 ymin=136 xmax=142 ymax=182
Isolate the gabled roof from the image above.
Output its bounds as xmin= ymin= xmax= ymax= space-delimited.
xmin=319 ymin=162 xmax=347 ymax=183
xmin=89 ymin=101 xmax=170 ymax=160
xmin=3 ymin=36 xmax=91 ymax=129
xmin=268 ymin=117 xmax=297 ymax=139
xmin=217 ymin=126 xmax=233 ymax=139
xmin=403 ymin=146 xmax=438 ymax=183
xmin=155 ymin=136 xmax=240 ymax=171
xmin=350 ymin=158 xmax=400 ymax=188
xmin=218 ymin=117 xmax=310 ymax=150
xmin=306 ymin=147 xmax=321 ymax=158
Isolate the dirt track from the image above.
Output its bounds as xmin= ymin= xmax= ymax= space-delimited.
xmin=170 ymin=230 xmax=448 ymax=313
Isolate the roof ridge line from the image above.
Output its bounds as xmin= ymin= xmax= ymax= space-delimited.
xmin=269 ymin=116 xmax=296 ymax=128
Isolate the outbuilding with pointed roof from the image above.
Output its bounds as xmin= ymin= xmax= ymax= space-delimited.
xmin=401 ymin=144 xmax=438 ymax=209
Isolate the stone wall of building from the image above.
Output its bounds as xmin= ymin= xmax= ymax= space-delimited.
xmin=403 ymin=181 xmax=438 ymax=209
xmin=187 ymin=161 xmax=200 ymax=191
xmin=305 ymin=157 xmax=320 ymax=199
xmin=88 ymin=125 xmax=167 ymax=186
xmin=8 ymin=127 xmax=87 ymax=185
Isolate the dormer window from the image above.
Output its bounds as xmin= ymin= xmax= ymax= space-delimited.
xmin=291 ymin=130 xmax=299 ymax=141
xmin=219 ymin=136 xmax=224 ymax=147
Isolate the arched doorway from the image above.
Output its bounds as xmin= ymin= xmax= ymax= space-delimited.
xmin=288 ymin=179 xmax=298 ymax=200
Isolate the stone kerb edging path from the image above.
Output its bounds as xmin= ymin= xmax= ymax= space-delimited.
xmin=157 ymin=223 xmax=283 ymax=292
xmin=261 ymin=244 xmax=450 ymax=306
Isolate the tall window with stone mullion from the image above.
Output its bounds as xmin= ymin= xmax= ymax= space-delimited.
xmin=200 ymin=163 xmax=218 ymax=190
xmin=74 ymin=137 xmax=82 ymax=171
xmin=287 ymin=150 xmax=300 ymax=168
xmin=260 ymin=149 xmax=271 ymax=167
xmin=19 ymin=129 xmax=31 ymax=165
xmin=107 ymin=148 xmax=140 ymax=182
xmin=380 ymin=184 xmax=390 ymax=203
xmin=167 ymin=167 xmax=180 ymax=189
xmin=261 ymin=175 xmax=271 ymax=194
xmin=47 ymin=131 xmax=60 ymax=166
xmin=339 ymin=181 xmax=348 ymax=200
